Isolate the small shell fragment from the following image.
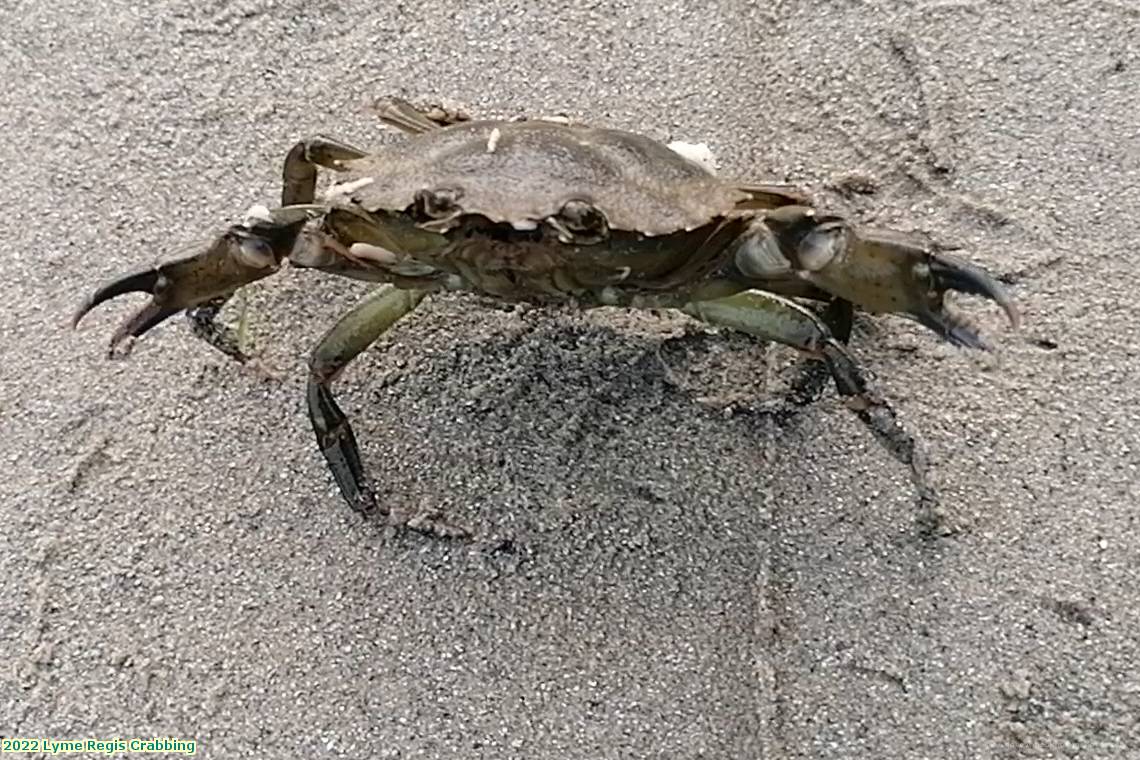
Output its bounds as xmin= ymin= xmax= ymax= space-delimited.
xmin=486 ymin=128 xmax=501 ymax=154
xmin=325 ymin=176 xmax=376 ymax=201
xmin=348 ymin=242 xmax=399 ymax=264
xmin=242 ymin=204 xmax=274 ymax=226
xmin=667 ymin=140 xmax=719 ymax=174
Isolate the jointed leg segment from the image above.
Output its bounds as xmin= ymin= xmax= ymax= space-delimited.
xmin=307 ymin=284 xmax=427 ymax=514
xmin=683 ymin=289 xmax=935 ymax=513
xmin=282 ymin=137 xmax=369 ymax=206
xmin=185 ymin=293 xmax=251 ymax=362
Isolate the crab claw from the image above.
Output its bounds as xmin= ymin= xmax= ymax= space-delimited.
xmin=72 ymin=219 xmax=302 ymax=354
xmin=738 ymin=206 xmax=1020 ymax=350
xmin=907 ymin=249 xmax=1020 ymax=348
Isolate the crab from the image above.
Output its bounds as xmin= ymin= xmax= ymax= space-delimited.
xmin=72 ymin=97 xmax=1019 ymax=528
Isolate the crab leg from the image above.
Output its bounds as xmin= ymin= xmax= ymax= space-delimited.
xmin=72 ymin=220 xmax=301 ymax=359
xmin=282 ymin=137 xmax=369 ymax=205
xmin=307 ymin=284 xmax=427 ymax=514
xmin=184 ymin=294 xmax=249 ymax=361
xmin=682 ymin=289 xmax=936 ymax=514
xmin=371 ymin=97 xmax=469 ymax=134
xmin=168 ymin=138 xmax=367 ymax=358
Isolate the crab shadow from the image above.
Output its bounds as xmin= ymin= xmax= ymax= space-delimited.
xmin=324 ymin=294 xmax=918 ymax=547
xmin=288 ymin=298 xmax=952 ymax=752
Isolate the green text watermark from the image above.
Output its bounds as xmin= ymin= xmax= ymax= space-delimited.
xmin=2 ymin=738 xmax=196 ymax=755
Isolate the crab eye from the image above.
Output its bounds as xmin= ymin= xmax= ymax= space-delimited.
xmin=237 ymin=235 xmax=278 ymax=269
xmin=734 ymin=227 xmax=791 ymax=279
xmin=796 ymin=221 xmax=848 ymax=272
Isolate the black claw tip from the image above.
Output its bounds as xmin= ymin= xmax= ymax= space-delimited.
xmin=117 ymin=302 xmax=180 ymax=345
xmin=72 ymin=268 xmax=160 ymax=329
xmin=930 ymin=254 xmax=1020 ymax=330
xmin=914 ymin=309 xmax=995 ymax=351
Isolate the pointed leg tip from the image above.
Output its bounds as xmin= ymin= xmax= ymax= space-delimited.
xmin=346 ymin=480 xmax=382 ymax=517
xmin=949 ymin=327 xmax=995 ymax=352
xmin=1004 ymin=303 xmax=1022 ymax=331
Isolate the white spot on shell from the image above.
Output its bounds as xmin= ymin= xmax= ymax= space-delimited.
xmin=325 ymin=176 xmax=375 ymax=201
xmin=511 ymin=219 xmax=538 ymax=231
xmin=242 ymin=204 xmax=274 ymax=226
xmin=537 ymin=115 xmax=572 ymax=125
xmin=667 ymin=141 xmax=719 ymax=174
xmin=486 ymin=128 xmax=501 ymax=154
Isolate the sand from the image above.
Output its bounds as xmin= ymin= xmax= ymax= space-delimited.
xmin=2 ymin=0 xmax=1138 ymax=757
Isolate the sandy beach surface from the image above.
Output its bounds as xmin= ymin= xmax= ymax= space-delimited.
xmin=2 ymin=0 xmax=1138 ymax=757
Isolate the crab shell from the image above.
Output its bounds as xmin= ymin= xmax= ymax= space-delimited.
xmin=289 ymin=118 xmax=818 ymax=309
xmin=332 ymin=119 xmax=752 ymax=236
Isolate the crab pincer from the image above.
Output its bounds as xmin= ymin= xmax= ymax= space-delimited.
xmin=736 ymin=205 xmax=1020 ymax=350
xmin=72 ymin=218 xmax=302 ymax=359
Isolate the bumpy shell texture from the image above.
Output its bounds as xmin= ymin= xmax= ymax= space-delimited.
xmin=336 ymin=119 xmax=748 ymax=237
